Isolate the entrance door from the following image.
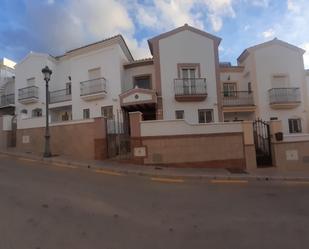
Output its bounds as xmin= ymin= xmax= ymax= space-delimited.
xmin=253 ymin=119 xmax=272 ymax=167
xmin=181 ymin=68 xmax=197 ymax=95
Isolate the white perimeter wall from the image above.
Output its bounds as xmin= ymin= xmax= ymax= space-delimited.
xmin=140 ymin=119 xmax=242 ymax=137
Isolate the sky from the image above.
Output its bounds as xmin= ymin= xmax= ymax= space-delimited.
xmin=0 ymin=0 xmax=309 ymax=68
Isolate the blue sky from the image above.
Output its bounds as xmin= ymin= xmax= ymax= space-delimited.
xmin=1 ymin=0 xmax=309 ymax=67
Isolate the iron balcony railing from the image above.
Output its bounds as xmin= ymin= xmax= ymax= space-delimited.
xmin=49 ymin=88 xmax=72 ymax=104
xmin=222 ymin=91 xmax=254 ymax=106
xmin=80 ymin=77 xmax=107 ymax=96
xmin=18 ymin=86 xmax=39 ymax=100
xmin=174 ymin=78 xmax=207 ymax=96
xmin=0 ymin=94 xmax=15 ymax=107
xmin=269 ymin=88 xmax=301 ymax=104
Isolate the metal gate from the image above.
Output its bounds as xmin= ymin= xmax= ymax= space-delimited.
xmin=106 ymin=109 xmax=131 ymax=160
xmin=253 ymin=119 xmax=272 ymax=167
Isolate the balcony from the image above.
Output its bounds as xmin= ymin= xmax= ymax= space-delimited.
xmin=49 ymin=89 xmax=72 ymax=104
xmin=269 ymin=88 xmax=301 ymax=109
xmin=0 ymin=94 xmax=15 ymax=108
xmin=80 ymin=77 xmax=107 ymax=101
xmin=222 ymin=91 xmax=255 ymax=109
xmin=18 ymin=86 xmax=39 ymax=104
xmin=174 ymin=78 xmax=207 ymax=102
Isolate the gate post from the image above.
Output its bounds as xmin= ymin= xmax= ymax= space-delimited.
xmin=269 ymin=120 xmax=283 ymax=166
xmin=129 ymin=112 xmax=144 ymax=164
xmin=242 ymin=121 xmax=257 ymax=170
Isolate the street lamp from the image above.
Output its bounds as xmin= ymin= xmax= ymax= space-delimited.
xmin=42 ymin=66 xmax=52 ymax=157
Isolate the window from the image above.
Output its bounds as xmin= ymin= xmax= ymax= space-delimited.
xmin=270 ymin=117 xmax=278 ymax=121
xmin=88 ymin=68 xmax=101 ymax=80
xmin=288 ymin=119 xmax=302 ymax=133
xmin=27 ymin=77 xmax=35 ymax=86
xmin=32 ymin=108 xmax=42 ymax=117
xmin=21 ymin=109 xmax=28 ymax=114
xmin=198 ymin=109 xmax=214 ymax=123
xmin=272 ymin=75 xmax=288 ymax=88
xmin=66 ymin=82 xmax=72 ymax=95
xmin=248 ymin=82 xmax=252 ymax=93
xmin=134 ymin=75 xmax=151 ymax=89
xmin=101 ymin=106 xmax=113 ymax=119
xmin=175 ymin=110 xmax=184 ymax=119
xmin=83 ymin=109 xmax=90 ymax=119
xmin=223 ymin=83 xmax=237 ymax=97
xmin=62 ymin=112 xmax=70 ymax=121
xmin=180 ymin=66 xmax=198 ymax=94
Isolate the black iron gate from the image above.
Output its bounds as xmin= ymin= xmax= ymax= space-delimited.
xmin=253 ymin=119 xmax=272 ymax=167
xmin=106 ymin=109 xmax=131 ymax=160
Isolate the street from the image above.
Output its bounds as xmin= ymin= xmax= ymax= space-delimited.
xmin=0 ymin=155 xmax=309 ymax=249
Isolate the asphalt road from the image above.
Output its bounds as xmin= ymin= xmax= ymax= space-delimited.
xmin=0 ymin=154 xmax=309 ymax=249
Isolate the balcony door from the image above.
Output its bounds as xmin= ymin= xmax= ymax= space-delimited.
xmin=181 ymin=68 xmax=197 ymax=95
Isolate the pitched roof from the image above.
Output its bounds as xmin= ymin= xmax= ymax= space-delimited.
xmin=123 ymin=58 xmax=154 ymax=69
xmin=56 ymin=35 xmax=134 ymax=61
xmin=237 ymin=38 xmax=306 ymax=63
xmin=148 ymin=24 xmax=222 ymax=55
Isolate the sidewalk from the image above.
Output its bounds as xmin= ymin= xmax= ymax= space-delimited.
xmin=1 ymin=150 xmax=309 ymax=181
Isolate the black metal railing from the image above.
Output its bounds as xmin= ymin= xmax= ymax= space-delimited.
xmin=80 ymin=77 xmax=107 ymax=96
xmin=18 ymin=86 xmax=39 ymax=100
xmin=222 ymin=91 xmax=254 ymax=106
xmin=49 ymin=89 xmax=72 ymax=104
xmin=0 ymin=94 xmax=15 ymax=107
xmin=174 ymin=78 xmax=207 ymax=96
xmin=269 ymin=88 xmax=301 ymax=104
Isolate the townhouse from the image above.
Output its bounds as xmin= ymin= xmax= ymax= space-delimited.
xmin=11 ymin=24 xmax=309 ymax=135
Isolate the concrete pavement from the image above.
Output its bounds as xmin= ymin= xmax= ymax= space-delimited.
xmin=1 ymin=150 xmax=309 ymax=182
xmin=1 ymin=155 xmax=309 ymax=249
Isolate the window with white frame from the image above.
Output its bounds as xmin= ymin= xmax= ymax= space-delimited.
xmin=272 ymin=75 xmax=289 ymax=88
xmin=32 ymin=108 xmax=42 ymax=117
xmin=198 ymin=109 xmax=214 ymax=123
xmin=101 ymin=106 xmax=113 ymax=119
xmin=223 ymin=83 xmax=237 ymax=97
xmin=88 ymin=68 xmax=101 ymax=80
xmin=27 ymin=77 xmax=35 ymax=86
xmin=83 ymin=109 xmax=90 ymax=119
xmin=288 ymin=118 xmax=302 ymax=133
xmin=175 ymin=110 xmax=184 ymax=119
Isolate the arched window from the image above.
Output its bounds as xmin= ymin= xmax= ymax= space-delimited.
xmin=32 ymin=108 xmax=42 ymax=117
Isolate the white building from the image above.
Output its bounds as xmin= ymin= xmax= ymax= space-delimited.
xmin=13 ymin=25 xmax=309 ymax=134
xmin=0 ymin=57 xmax=16 ymax=115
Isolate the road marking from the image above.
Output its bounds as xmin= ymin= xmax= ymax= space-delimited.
xmin=151 ymin=177 xmax=184 ymax=183
xmin=285 ymin=181 xmax=309 ymax=186
xmin=93 ymin=169 xmax=124 ymax=176
xmin=52 ymin=163 xmax=78 ymax=169
xmin=18 ymin=158 xmax=37 ymax=163
xmin=211 ymin=179 xmax=248 ymax=184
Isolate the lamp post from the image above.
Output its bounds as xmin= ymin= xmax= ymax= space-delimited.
xmin=42 ymin=66 xmax=52 ymax=157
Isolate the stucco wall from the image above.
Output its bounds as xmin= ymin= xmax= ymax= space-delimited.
xmin=159 ymin=30 xmax=219 ymax=123
xmin=253 ymin=44 xmax=308 ymax=133
xmin=272 ymin=140 xmax=309 ymax=170
xmin=15 ymin=117 xmax=107 ymax=160
xmin=123 ymin=64 xmax=155 ymax=92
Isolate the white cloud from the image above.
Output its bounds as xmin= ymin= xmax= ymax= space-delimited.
xmin=287 ymin=0 xmax=301 ymax=12
xmin=262 ymin=29 xmax=275 ymax=39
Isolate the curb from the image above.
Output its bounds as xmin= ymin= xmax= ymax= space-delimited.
xmin=1 ymin=151 xmax=309 ymax=182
